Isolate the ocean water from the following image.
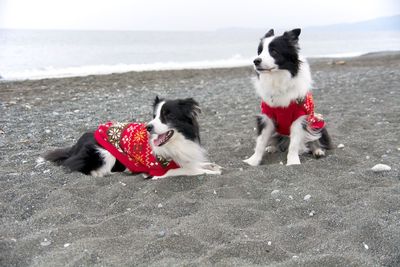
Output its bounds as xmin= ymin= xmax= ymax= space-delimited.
xmin=0 ymin=29 xmax=399 ymax=80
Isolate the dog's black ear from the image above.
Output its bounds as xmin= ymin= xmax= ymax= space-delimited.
xmin=284 ymin=28 xmax=301 ymax=41
xmin=180 ymin=98 xmax=201 ymax=119
xmin=153 ymin=96 xmax=162 ymax=108
xmin=263 ymin=29 xmax=274 ymax=38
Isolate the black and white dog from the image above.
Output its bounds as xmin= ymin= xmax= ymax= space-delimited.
xmin=42 ymin=97 xmax=222 ymax=180
xmin=243 ymin=28 xmax=332 ymax=166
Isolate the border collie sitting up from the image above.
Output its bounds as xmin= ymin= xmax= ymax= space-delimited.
xmin=42 ymin=97 xmax=222 ymax=180
xmin=243 ymin=28 xmax=332 ymax=166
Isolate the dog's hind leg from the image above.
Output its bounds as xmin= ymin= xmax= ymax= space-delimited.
xmin=309 ymin=127 xmax=332 ymax=158
xmin=309 ymin=141 xmax=325 ymax=158
xmin=243 ymin=115 xmax=275 ymax=166
xmin=265 ymin=133 xmax=283 ymax=153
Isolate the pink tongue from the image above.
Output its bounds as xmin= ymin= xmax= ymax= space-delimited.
xmin=154 ymin=133 xmax=167 ymax=146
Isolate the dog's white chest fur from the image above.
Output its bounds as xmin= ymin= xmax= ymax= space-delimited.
xmin=254 ymin=58 xmax=312 ymax=107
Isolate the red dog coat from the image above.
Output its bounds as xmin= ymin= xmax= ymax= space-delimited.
xmin=261 ymin=92 xmax=325 ymax=136
xmin=94 ymin=122 xmax=179 ymax=176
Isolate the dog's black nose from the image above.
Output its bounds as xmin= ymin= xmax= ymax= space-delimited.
xmin=146 ymin=124 xmax=153 ymax=132
xmin=253 ymin=58 xmax=262 ymax=66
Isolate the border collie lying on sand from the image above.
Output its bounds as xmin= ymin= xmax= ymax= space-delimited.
xmin=42 ymin=97 xmax=222 ymax=180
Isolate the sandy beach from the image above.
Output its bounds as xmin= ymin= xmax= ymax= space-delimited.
xmin=1 ymin=52 xmax=399 ymax=266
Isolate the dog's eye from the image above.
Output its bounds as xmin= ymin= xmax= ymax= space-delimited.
xmin=270 ymin=49 xmax=279 ymax=56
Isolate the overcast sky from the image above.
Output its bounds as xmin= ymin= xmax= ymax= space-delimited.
xmin=0 ymin=0 xmax=398 ymax=31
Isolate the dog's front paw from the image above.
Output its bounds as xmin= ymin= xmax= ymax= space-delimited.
xmin=201 ymin=163 xmax=223 ymax=172
xmin=243 ymin=155 xmax=261 ymax=166
xmin=203 ymin=169 xmax=222 ymax=175
xmin=286 ymin=154 xmax=301 ymax=165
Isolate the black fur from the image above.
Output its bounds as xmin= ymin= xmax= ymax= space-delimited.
xmin=257 ymin=28 xmax=302 ymax=77
xmin=318 ymin=127 xmax=333 ymax=150
xmin=153 ymin=97 xmax=201 ymax=143
xmin=256 ymin=115 xmax=267 ymax=135
xmin=44 ymin=132 xmax=126 ymax=175
xmin=258 ymin=29 xmax=274 ymax=55
xmin=301 ymin=120 xmax=333 ymax=151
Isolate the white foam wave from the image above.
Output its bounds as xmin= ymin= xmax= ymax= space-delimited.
xmin=1 ymin=56 xmax=252 ymax=81
xmin=0 ymin=52 xmax=372 ymax=81
xmin=308 ymin=52 xmax=365 ymax=58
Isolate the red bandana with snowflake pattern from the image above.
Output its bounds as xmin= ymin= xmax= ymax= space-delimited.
xmin=94 ymin=122 xmax=179 ymax=176
xmin=261 ymin=92 xmax=325 ymax=136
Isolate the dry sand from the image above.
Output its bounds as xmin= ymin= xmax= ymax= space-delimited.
xmin=0 ymin=52 xmax=399 ymax=266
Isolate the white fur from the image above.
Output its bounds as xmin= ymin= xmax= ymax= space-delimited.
xmin=256 ymin=37 xmax=278 ymax=70
xmin=91 ymin=147 xmax=116 ymax=177
xmin=146 ymin=101 xmax=221 ymax=180
xmin=265 ymin=146 xmax=278 ymax=153
xmin=243 ymin=115 xmax=275 ymax=166
xmin=148 ymin=101 xmax=169 ymax=134
xmin=286 ymin=116 xmax=307 ymax=165
xmin=245 ymin=43 xmax=322 ymax=165
xmin=254 ymin=56 xmax=312 ymax=107
xmin=152 ymin=131 xmax=207 ymax=168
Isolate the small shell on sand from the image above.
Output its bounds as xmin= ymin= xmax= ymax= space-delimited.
xmin=304 ymin=194 xmax=311 ymax=201
xmin=271 ymin=190 xmax=280 ymax=196
xmin=371 ymin=164 xmax=391 ymax=172
xmin=157 ymin=230 xmax=166 ymax=237
xmin=363 ymin=242 xmax=369 ymax=250
xmin=40 ymin=239 xmax=51 ymax=246
xmin=337 ymin=144 xmax=345 ymax=149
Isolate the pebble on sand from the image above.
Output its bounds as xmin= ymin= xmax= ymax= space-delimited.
xmin=271 ymin=189 xmax=280 ymax=196
xmin=337 ymin=144 xmax=345 ymax=149
xmin=363 ymin=242 xmax=369 ymax=250
xmin=157 ymin=203 xmax=163 ymax=208
xmin=40 ymin=239 xmax=51 ymax=247
xmin=157 ymin=230 xmax=166 ymax=237
xmin=371 ymin=164 xmax=391 ymax=172
xmin=304 ymin=194 xmax=311 ymax=201
xmin=64 ymin=243 xmax=71 ymax=248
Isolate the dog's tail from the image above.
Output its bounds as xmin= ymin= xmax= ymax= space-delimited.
xmin=43 ymin=147 xmax=73 ymax=165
